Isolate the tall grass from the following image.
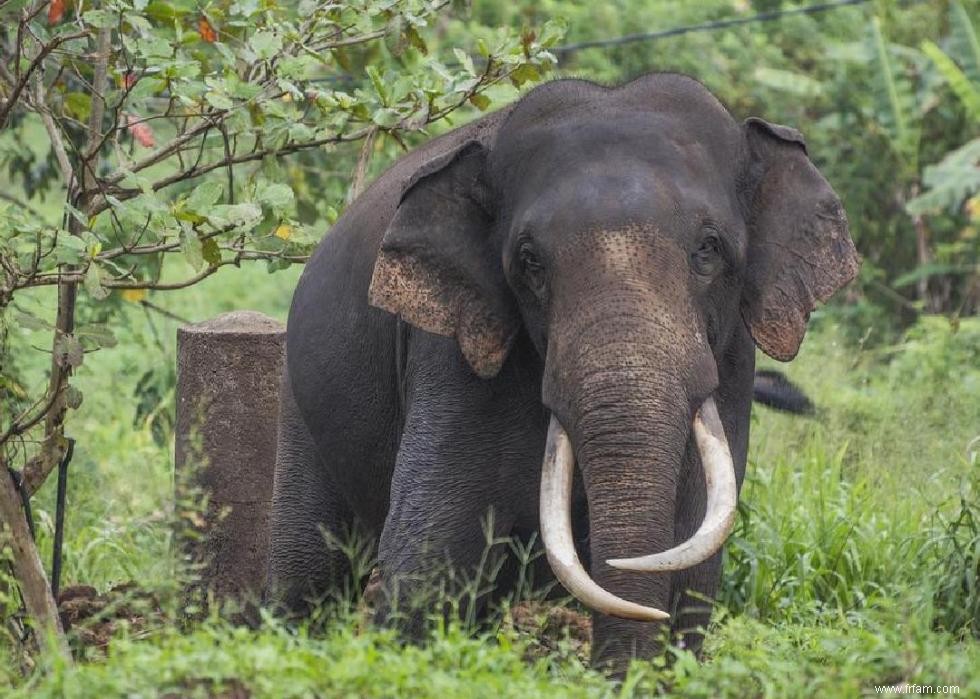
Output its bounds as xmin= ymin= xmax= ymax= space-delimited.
xmin=2 ymin=267 xmax=978 ymax=695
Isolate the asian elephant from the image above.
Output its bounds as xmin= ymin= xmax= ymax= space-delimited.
xmin=265 ymin=73 xmax=859 ymax=674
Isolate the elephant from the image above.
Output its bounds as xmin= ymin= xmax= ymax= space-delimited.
xmin=265 ymin=72 xmax=859 ymax=675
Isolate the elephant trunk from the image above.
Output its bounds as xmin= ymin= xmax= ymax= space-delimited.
xmin=575 ymin=344 xmax=690 ymax=666
xmin=540 ymin=279 xmax=734 ymax=670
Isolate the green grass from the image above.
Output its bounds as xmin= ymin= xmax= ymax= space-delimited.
xmin=2 ymin=263 xmax=979 ymax=697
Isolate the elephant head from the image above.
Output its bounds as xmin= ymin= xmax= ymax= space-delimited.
xmin=368 ymin=75 xmax=859 ymax=653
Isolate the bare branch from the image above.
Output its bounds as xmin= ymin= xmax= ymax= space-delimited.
xmin=33 ymin=76 xmax=75 ymax=191
xmin=102 ymin=115 xmax=224 ymax=186
xmin=313 ymin=28 xmax=386 ymax=50
xmin=90 ymin=126 xmax=374 ymax=217
xmin=0 ymin=383 xmax=60 ymax=448
xmin=0 ymin=30 xmax=88 ymax=128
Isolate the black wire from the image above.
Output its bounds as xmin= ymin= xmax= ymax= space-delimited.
xmin=553 ymin=0 xmax=872 ymax=54
xmin=51 ymin=437 xmax=74 ymax=602
xmin=311 ymin=0 xmax=876 ymax=87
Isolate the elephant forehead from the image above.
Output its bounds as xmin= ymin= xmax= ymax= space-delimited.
xmin=551 ymin=226 xmax=693 ymax=300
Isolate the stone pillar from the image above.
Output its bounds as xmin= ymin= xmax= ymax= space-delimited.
xmin=175 ymin=310 xmax=285 ymax=621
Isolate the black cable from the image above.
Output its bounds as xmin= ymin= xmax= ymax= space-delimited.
xmin=309 ymin=0 xmax=882 ymax=87
xmin=51 ymin=437 xmax=74 ymax=601
xmin=554 ymin=0 xmax=871 ymax=55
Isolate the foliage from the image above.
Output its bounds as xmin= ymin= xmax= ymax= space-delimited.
xmin=3 ymin=273 xmax=979 ymax=693
xmin=0 ymin=1 xmax=561 ymax=651
xmin=477 ymin=0 xmax=979 ymax=329
xmin=1 ymin=0 xmax=979 ymax=695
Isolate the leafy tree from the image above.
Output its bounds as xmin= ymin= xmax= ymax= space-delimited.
xmin=0 ymin=0 xmax=561 ymax=661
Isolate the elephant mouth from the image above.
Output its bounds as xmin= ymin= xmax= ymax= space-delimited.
xmin=538 ymin=396 xmax=737 ymax=621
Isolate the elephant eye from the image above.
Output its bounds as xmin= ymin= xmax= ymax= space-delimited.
xmin=519 ymin=240 xmax=546 ymax=292
xmin=692 ymin=232 xmax=722 ymax=277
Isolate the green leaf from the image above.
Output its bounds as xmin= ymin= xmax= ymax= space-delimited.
xmin=892 ymin=262 xmax=977 ymax=288
xmin=406 ymin=26 xmax=428 ymax=55
xmin=180 ymin=225 xmax=204 ymax=271
xmin=84 ymin=263 xmax=110 ymax=301
xmin=949 ymin=1 xmax=980 ymax=81
xmin=384 ymin=14 xmax=406 ymax=58
xmin=539 ymin=18 xmax=568 ymax=48
xmin=76 ymin=323 xmax=117 ymax=349
xmin=207 ymin=203 xmax=262 ymax=228
xmin=906 ymin=138 xmax=980 ymax=215
xmin=453 ymin=48 xmax=476 ymax=76
xmin=509 ymin=63 xmax=540 ymax=88
xmin=468 ymin=93 xmax=491 ymax=111
xmin=202 ymin=238 xmax=221 ymax=267
xmin=288 ymin=123 xmax=315 ymax=141
xmin=13 ymin=311 xmax=50 ymax=332
xmin=372 ymin=107 xmax=400 ymax=128
xmin=138 ymin=35 xmax=173 ymax=59
xmin=83 ymin=9 xmax=117 ymax=29
xmin=225 ymin=76 xmax=263 ymax=100
xmin=65 ymin=92 xmax=92 ymax=122
xmin=187 ymin=181 xmax=224 ymax=212
xmin=206 ymin=91 xmax=234 ymax=111
xmin=54 ymin=236 xmax=87 ymax=265
xmin=256 ymin=183 xmax=294 ymax=214
xmin=64 ymin=204 xmax=88 ymax=227
xmin=250 ymin=31 xmax=282 ymax=60
xmin=366 ymin=65 xmax=388 ymax=104
xmin=753 ymin=68 xmax=823 ymax=97
xmin=921 ymin=40 xmax=980 ymax=120
xmin=277 ymin=55 xmax=316 ymax=81
xmin=65 ymin=385 xmax=83 ymax=410
xmin=145 ymin=1 xmax=193 ymax=22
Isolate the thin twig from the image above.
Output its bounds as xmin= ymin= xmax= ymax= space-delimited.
xmin=90 ymin=126 xmax=374 ymax=217
xmin=34 ymin=77 xmax=75 ymax=192
xmin=0 ymin=30 xmax=89 ymax=128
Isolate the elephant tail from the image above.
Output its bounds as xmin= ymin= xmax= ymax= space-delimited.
xmin=752 ymin=369 xmax=814 ymax=415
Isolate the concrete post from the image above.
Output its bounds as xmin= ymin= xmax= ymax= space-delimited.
xmin=175 ymin=311 xmax=285 ymax=621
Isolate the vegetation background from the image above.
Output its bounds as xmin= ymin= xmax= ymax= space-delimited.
xmin=0 ymin=0 xmax=977 ymax=696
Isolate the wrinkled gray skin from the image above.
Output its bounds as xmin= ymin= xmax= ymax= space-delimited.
xmin=266 ymin=73 xmax=859 ymax=674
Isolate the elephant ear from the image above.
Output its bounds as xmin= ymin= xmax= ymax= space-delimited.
xmin=369 ymin=140 xmax=519 ymax=378
xmin=739 ymin=117 xmax=860 ymax=361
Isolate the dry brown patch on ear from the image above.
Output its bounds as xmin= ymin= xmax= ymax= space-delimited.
xmin=369 ymin=251 xmax=516 ymax=378
xmin=369 ymin=251 xmax=457 ymax=337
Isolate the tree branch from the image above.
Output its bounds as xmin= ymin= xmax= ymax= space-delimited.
xmin=0 ymin=30 xmax=88 ymax=128
xmin=89 ymin=126 xmax=373 ymax=217
xmin=22 ymin=27 xmax=111 ymax=498
xmin=0 ymin=462 xmax=72 ymax=664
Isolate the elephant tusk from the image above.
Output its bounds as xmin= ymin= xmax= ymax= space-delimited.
xmin=539 ymin=416 xmax=670 ymax=622
xmin=606 ymin=396 xmax=737 ymax=573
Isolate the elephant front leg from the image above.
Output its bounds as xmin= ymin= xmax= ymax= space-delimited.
xmin=266 ymin=374 xmax=356 ymax=617
xmin=668 ymin=438 xmax=727 ymax=656
xmin=374 ymin=413 xmax=517 ymax=637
